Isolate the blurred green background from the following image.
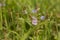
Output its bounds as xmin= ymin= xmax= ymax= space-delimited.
xmin=0 ymin=0 xmax=60 ymax=40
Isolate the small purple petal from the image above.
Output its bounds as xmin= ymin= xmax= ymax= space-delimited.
xmin=40 ymin=16 xmax=45 ymax=20
xmin=32 ymin=9 xmax=37 ymax=13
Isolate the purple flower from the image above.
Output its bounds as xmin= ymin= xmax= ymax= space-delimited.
xmin=40 ymin=16 xmax=45 ymax=20
xmin=32 ymin=9 xmax=37 ymax=13
xmin=32 ymin=8 xmax=40 ymax=13
xmin=32 ymin=17 xmax=37 ymax=25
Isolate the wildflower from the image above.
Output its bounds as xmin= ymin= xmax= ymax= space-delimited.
xmin=32 ymin=8 xmax=40 ymax=13
xmin=32 ymin=9 xmax=37 ymax=13
xmin=40 ymin=16 xmax=45 ymax=20
xmin=32 ymin=17 xmax=37 ymax=25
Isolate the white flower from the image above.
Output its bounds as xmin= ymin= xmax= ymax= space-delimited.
xmin=40 ymin=16 xmax=45 ymax=20
xmin=32 ymin=17 xmax=37 ymax=25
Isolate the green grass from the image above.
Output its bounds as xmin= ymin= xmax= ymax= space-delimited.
xmin=0 ymin=0 xmax=60 ymax=40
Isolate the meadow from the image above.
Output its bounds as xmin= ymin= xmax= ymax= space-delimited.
xmin=0 ymin=0 xmax=60 ymax=40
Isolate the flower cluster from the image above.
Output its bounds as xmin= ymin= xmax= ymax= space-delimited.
xmin=31 ymin=16 xmax=45 ymax=25
xmin=22 ymin=7 xmax=46 ymax=25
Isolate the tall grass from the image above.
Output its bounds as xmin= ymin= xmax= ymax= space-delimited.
xmin=0 ymin=0 xmax=60 ymax=40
